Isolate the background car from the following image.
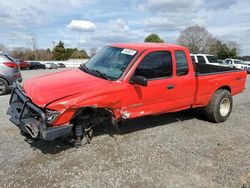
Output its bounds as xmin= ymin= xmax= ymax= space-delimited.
xmin=16 ymin=59 xmax=30 ymax=69
xmin=57 ymin=63 xmax=66 ymax=68
xmin=44 ymin=62 xmax=58 ymax=69
xmin=191 ymin=54 xmax=220 ymax=66
xmin=29 ymin=62 xmax=46 ymax=70
xmin=224 ymin=58 xmax=249 ymax=71
xmin=0 ymin=52 xmax=22 ymax=95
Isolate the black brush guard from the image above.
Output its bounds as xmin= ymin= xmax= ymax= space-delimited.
xmin=7 ymin=81 xmax=73 ymax=141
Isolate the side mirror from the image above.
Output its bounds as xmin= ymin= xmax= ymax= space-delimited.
xmin=132 ymin=76 xmax=148 ymax=86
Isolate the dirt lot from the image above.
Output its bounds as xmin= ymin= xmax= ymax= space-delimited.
xmin=0 ymin=68 xmax=249 ymax=188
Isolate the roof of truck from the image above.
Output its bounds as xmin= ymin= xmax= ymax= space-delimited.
xmin=112 ymin=43 xmax=187 ymax=52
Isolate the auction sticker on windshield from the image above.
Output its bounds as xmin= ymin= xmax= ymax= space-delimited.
xmin=121 ymin=48 xmax=137 ymax=56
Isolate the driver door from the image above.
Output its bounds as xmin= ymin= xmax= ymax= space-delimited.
xmin=122 ymin=50 xmax=177 ymax=118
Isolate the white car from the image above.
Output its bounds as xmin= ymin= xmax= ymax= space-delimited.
xmin=245 ymin=61 xmax=250 ymax=73
xmin=44 ymin=63 xmax=58 ymax=69
xmin=224 ymin=59 xmax=249 ymax=71
xmin=191 ymin=54 xmax=220 ymax=66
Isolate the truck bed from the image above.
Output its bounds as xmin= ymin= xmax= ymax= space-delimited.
xmin=195 ymin=63 xmax=241 ymax=75
xmin=194 ymin=63 xmax=246 ymax=108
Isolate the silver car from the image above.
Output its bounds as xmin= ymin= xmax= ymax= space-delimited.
xmin=44 ymin=62 xmax=58 ymax=69
xmin=0 ymin=52 xmax=22 ymax=95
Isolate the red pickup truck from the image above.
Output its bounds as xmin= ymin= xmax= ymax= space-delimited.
xmin=7 ymin=43 xmax=247 ymax=146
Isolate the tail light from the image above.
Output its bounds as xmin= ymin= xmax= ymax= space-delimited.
xmin=3 ymin=62 xmax=18 ymax=68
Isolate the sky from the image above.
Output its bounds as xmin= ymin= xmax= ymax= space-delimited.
xmin=0 ymin=0 xmax=250 ymax=55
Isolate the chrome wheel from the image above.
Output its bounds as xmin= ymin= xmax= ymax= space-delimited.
xmin=220 ymin=98 xmax=231 ymax=117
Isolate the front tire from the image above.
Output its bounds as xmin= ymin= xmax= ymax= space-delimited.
xmin=205 ymin=89 xmax=232 ymax=123
xmin=0 ymin=78 xmax=8 ymax=95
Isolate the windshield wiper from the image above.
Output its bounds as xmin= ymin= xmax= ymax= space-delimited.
xmin=91 ymin=69 xmax=110 ymax=80
xmin=80 ymin=64 xmax=89 ymax=72
xmin=80 ymin=64 xmax=112 ymax=80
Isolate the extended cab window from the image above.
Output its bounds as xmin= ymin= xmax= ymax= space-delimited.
xmin=191 ymin=55 xmax=195 ymax=63
xmin=175 ymin=51 xmax=188 ymax=76
xmin=134 ymin=51 xmax=172 ymax=79
xmin=197 ymin=56 xmax=206 ymax=64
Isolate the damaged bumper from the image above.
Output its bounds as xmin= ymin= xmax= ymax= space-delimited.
xmin=6 ymin=81 xmax=73 ymax=141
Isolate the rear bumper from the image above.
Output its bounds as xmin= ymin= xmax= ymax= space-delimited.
xmin=7 ymin=81 xmax=73 ymax=141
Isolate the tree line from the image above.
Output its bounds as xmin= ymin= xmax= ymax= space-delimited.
xmin=0 ymin=40 xmax=90 ymax=61
xmin=0 ymin=25 xmax=248 ymax=60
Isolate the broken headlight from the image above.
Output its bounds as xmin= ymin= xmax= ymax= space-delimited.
xmin=45 ymin=109 xmax=59 ymax=123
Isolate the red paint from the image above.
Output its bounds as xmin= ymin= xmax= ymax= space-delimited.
xmin=22 ymin=43 xmax=247 ymax=126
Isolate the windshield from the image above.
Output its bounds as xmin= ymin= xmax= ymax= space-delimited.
xmin=81 ymin=46 xmax=137 ymax=80
xmin=206 ymin=55 xmax=218 ymax=63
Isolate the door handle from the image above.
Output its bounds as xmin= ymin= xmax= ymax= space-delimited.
xmin=167 ymin=84 xmax=175 ymax=90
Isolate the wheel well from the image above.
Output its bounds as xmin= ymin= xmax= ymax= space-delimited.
xmin=71 ymin=107 xmax=115 ymax=125
xmin=0 ymin=76 xmax=9 ymax=86
xmin=217 ymin=86 xmax=231 ymax=93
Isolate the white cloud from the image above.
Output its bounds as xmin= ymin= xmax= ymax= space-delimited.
xmin=5 ymin=32 xmax=33 ymax=41
xmin=68 ymin=20 xmax=96 ymax=32
xmin=139 ymin=0 xmax=203 ymax=12
xmin=1 ymin=0 xmax=250 ymax=56
xmin=110 ymin=18 xmax=129 ymax=31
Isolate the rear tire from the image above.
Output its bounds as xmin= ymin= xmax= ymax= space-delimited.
xmin=0 ymin=78 xmax=8 ymax=95
xmin=205 ymin=89 xmax=232 ymax=123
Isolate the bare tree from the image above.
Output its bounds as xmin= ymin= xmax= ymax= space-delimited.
xmin=177 ymin=25 xmax=216 ymax=53
xmin=28 ymin=35 xmax=39 ymax=60
xmin=29 ymin=35 xmax=38 ymax=50
xmin=226 ymin=41 xmax=240 ymax=54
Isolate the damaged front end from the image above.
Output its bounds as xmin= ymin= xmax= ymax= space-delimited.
xmin=7 ymin=81 xmax=73 ymax=141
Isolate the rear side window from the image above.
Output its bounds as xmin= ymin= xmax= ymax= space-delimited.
xmin=5 ymin=55 xmax=16 ymax=62
xmin=134 ymin=51 xmax=172 ymax=79
xmin=197 ymin=56 xmax=206 ymax=64
xmin=0 ymin=55 xmax=11 ymax=63
xmin=191 ymin=56 xmax=195 ymax=63
xmin=175 ymin=51 xmax=188 ymax=76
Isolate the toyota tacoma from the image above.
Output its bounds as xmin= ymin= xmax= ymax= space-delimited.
xmin=7 ymin=43 xmax=247 ymax=146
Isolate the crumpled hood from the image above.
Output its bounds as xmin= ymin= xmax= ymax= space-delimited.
xmin=23 ymin=69 xmax=111 ymax=107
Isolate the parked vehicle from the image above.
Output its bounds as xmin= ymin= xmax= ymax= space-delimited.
xmin=191 ymin=54 xmax=220 ymax=66
xmin=44 ymin=63 xmax=58 ymax=69
xmin=0 ymin=52 xmax=22 ymax=95
xmin=224 ymin=58 xmax=249 ymax=71
xmin=16 ymin=59 xmax=30 ymax=69
xmin=245 ymin=61 xmax=250 ymax=73
xmin=29 ymin=62 xmax=46 ymax=70
xmin=57 ymin=63 xmax=66 ymax=68
xmin=7 ymin=43 xmax=247 ymax=146
xmin=218 ymin=59 xmax=225 ymax=64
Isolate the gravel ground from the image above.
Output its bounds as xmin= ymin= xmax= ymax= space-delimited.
xmin=0 ymin=68 xmax=249 ymax=188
